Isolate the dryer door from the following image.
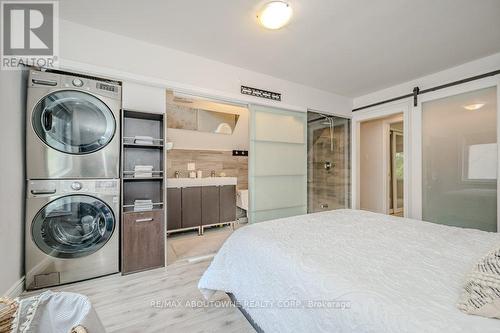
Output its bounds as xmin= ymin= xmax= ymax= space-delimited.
xmin=32 ymin=90 xmax=116 ymax=154
xmin=32 ymin=195 xmax=115 ymax=259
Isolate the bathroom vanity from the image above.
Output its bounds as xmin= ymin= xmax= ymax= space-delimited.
xmin=166 ymin=177 xmax=237 ymax=235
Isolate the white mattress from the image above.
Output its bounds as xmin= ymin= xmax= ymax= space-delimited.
xmin=199 ymin=209 xmax=500 ymax=332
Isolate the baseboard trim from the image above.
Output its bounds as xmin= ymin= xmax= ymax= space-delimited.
xmin=5 ymin=276 xmax=25 ymax=298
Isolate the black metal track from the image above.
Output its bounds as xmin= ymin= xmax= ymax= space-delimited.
xmin=352 ymin=69 xmax=500 ymax=112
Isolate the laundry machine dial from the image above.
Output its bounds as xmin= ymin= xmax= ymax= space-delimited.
xmin=71 ymin=182 xmax=82 ymax=191
xmin=72 ymin=78 xmax=84 ymax=87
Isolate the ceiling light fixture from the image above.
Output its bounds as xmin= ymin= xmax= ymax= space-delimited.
xmin=463 ymin=103 xmax=486 ymax=111
xmin=257 ymin=1 xmax=293 ymax=30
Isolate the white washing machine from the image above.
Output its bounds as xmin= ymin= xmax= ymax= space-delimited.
xmin=26 ymin=70 xmax=121 ymax=179
xmin=25 ymin=179 xmax=120 ymax=290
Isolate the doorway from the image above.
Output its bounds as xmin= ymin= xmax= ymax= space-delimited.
xmin=389 ymin=122 xmax=404 ymax=216
xmin=358 ymin=113 xmax=404 ymax=215
xmin=307 ymin=111 xmax=351 ymax=213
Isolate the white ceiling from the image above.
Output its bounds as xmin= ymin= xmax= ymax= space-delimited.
xmin=58 ymin=0 xmax=500 ymax=97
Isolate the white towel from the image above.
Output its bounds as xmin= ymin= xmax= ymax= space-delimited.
xmin=134 ymin=165 xmax=153 ymax=171
xmin=134 ymin=165 xmax=154 ymax=178
xmin=133 ymin=199 xmax=153 ymax=211
xmin=134 ymin=136 xmax=154 ymax=145
xmin=134 ymin=172 xmax=153 ymax=178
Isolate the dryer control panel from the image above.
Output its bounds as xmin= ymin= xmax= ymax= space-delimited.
xmin=29 ymin=70 xmax=122 ymax=100
xmin=28 ymin=179 xmax=119 ymax=197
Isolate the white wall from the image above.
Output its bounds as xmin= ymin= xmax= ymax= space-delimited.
xmin=359 ymin=119 xmax=385 ymax=213
xmin=0 ymin=70 xmax=26 ymax=296
xmin=359 ymin=114 xmax=403 ymax=213
xmin=354 ymin=52 xmax=500 ymax=108
xmin=58 ymin=20 xmax=352 ymax=116
xmin=122 ymin=82 xmax=166 ymax=114
xmin=353 ymin=53 xmax=500 ymax=220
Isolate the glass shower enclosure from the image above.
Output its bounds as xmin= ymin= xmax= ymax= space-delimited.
xmin=307 ymin=111 xmax=351 ymax=213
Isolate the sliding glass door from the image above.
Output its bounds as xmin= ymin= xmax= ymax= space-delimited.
xmin=420 ymin=85 xmax=498 ymax=231
xmin=307 ymin=111 xmax=351 ymax=213
xmin=249 ymin=105 xmax=307 ymax=223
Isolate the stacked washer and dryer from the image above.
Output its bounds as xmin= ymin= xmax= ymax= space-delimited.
xmin=25 ymin=70 xmax=122 ymax=290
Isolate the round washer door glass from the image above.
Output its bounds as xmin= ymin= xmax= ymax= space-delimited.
xmin=32 ymin=90 xmax=116 ymax=154
xmin=32 ymin=195 xmax=115 ymax=259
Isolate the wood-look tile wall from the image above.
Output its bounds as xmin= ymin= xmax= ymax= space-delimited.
xmin=166 ymin=149 xmax=248 ymax=190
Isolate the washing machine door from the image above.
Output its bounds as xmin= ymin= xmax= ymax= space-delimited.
xmin=32 ymin=90 xmax=116 ymax=154
xmin=32 ymin=195 xmax=115 ymax=259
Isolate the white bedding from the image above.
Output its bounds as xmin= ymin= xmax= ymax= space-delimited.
xmin=198 ymin=209 xmax=500 ymax=333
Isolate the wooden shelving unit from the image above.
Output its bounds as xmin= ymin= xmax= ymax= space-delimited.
xmin=121 ymin=110 xmax=166 ymax=275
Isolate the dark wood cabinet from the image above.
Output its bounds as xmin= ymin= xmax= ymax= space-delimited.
xmin=202 ymin=186 xmax=220 ymax=226
xmin=167 ymin=188 xmax=182 ymax=230
xmin=219 ymin=185 xmax=236 ymax=223
xmin=181 ymin=186 xmax=202 ymax=228
xmin=122 ymin=210 xmax=165 ymax=274
xmin=166 ymin=185 xmax=237 ymax=233
xmin=121 ymin=110 xmax=165 ymax=275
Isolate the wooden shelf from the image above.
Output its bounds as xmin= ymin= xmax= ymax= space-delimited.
xmin=123 ymin=143 xmax=164 ymax=149
xmin=121 ymin=109 xmax=166 ymax=275
xmin=123 ymin=177 xmax=164 ymax=181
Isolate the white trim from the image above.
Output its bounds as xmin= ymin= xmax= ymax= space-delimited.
xmin=307 ymin=108 xmax=353 ymax=119
xmin=58 ymin=59 xmax=314 ymax=114
xmin=381 ymin=120 xmax=391 ymax=214
xmin=5 ymin=276 xmax=25 ymax=298
xmin=351 ymin=100 xmax=411 ymax=216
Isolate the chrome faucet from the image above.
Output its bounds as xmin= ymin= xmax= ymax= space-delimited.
xmin=211 ymin=170 xmax=216 ymax=177
xmin=174 ymin=171 xmax=181 ymax=178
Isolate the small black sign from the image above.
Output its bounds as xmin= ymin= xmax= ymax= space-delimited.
xmin=232 ymin=150 xmax=248 ymax=157
xmin=241 ymin=86 xmax=281 ymax=101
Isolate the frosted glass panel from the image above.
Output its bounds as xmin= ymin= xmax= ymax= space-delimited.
xmin=254 ymin=142 xmax=306 ymax=176
xmin=250 ymin=105 xmax=307 ymax=223
xmin=253 ymin=176 xmax=307 ymax=211
xmin=422 ymin=86 xmax=497 ymax=232
xmin=255 ymin=111 xmax=305 ymax=143
xmin=252 ymin=206 xmax=307 ymax=223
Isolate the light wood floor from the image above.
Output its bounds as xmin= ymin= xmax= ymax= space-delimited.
xmin=25 ymin=259 xmax=255 ymax=333
xmin=24 ymin=223 xmax=254 ymax=332
xmin=167 ymin=225 xmax=236 ymax=265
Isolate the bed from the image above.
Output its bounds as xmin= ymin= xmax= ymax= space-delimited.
xmin=198 ymin=209 xmax=500 ymax=332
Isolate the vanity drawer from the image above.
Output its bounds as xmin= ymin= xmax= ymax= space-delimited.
xmin=122 ymin=210 xmax=165 ymax=274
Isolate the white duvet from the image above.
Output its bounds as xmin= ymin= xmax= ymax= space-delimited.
xmin=198 ymin=209 xmax=500 ymax=333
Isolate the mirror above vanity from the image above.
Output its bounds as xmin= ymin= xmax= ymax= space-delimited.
xmin=166 ymin=91 xmax=241 ymax=135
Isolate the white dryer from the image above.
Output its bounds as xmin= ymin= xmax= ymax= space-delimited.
xmin=25 ymin=179 xmax=119 ymax=290
xmin=26 ymin=70 xmax=121 ymax=179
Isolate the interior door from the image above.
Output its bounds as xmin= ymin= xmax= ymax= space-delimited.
xmin=391 ymin=130 xmax=404 ymax=214
xmin=32 ymin=195 xmax=115 ymax=258
xmin=32 ymin=90 xmax=116 ymax=154
xmin=249 ymin=105 xmax=307 ymax=223
xmin=415 ymin=82 xmax=499 ymax=231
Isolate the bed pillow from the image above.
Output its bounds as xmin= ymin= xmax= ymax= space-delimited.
xmin=458 ymin=247 xmax=500 ymax=319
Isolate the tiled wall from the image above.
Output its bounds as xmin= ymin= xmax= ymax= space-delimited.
xmin=166 ymin=149 xmax=248 ymax=190
xmin=307 ymin=123 xmax=351 ymax=212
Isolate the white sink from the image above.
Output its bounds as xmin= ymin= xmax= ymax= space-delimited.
xmin=166 ymin=177 xmax=237 ymax=188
